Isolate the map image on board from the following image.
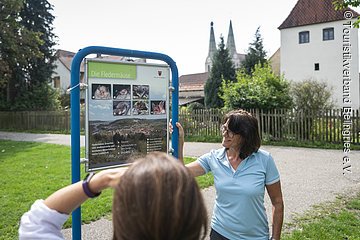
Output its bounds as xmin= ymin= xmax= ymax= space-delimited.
xmin=88 ymin=118 xmax=167 ymax=169
xmin=113 ymin=84 xmax=131 ymax=100
xmin=113 ymin=101 xmax=131 ymax=116
xmin=92 ymin=84 xmax=111 ymax=100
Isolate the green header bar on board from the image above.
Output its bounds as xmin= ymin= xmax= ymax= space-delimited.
xmin=88 ymin=61 xmax=136 ymax=79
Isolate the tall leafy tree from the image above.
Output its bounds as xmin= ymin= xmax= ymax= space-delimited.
xmin=204 ymin=36 xmax=236 ymax=108
xmin=0 ymin=0 xmax=59 ymax=110
xmin=20 ymin=0 xmax=57 ymax=87
xmin=241 ymin=27 xmax=267 ymax=75
xmin=16 ymin=0 xmax=59 ymax=110
xmin=0 ymin=0 xmax=41 ymax=106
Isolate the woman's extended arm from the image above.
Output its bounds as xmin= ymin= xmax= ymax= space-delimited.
xmin=175 ymin=122 xmax=185 ymax=164
xmin=171 ymin=122 xmax=205 ymax=177
xmin=44 ymin=168 xmax=127 ymax=214
xmin=266 ymin=181 xmax=284 ymax=240
xmin=19 ymin=168 xmax=127 ymax=239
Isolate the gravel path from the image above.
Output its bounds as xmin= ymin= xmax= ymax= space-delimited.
xmin=1 ymin=132 xmax=359 ymax=239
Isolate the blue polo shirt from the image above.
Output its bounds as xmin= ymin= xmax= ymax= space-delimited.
xmin=197 ymin=148 xmax=280 ymax=240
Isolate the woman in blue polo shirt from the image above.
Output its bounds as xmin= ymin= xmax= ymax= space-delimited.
xmin=174 ymin=109 xmax=284 ymax=240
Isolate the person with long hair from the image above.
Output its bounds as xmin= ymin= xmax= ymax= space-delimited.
xmin=19 ymin=152 xmax=208 ymax=240
xmin=172 ymin=109 xmax=284 ymax=240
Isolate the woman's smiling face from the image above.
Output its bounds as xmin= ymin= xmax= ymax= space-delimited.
xmin=221 ymin=120 xmax=242 ymax=149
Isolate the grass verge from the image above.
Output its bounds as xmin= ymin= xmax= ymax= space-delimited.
xmin=282 ymin=192 xmax=360 ymax=239
xmin=0 ymin=140 xmax=213 ymax=240
xmin=186 ymin=135 xmax=360 ymax=150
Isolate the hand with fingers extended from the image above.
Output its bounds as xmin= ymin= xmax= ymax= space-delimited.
xmin=169 ymin=121 xmax=184 ymax=144
xmin=169 ymin=120 xmax=185 ymax=163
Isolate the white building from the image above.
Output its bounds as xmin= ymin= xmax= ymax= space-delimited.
xmin=279 ymin=0 xmax=360 ymax=109
xmin=51 ymin=50 xmax=146 ymax=100
xmin=52 ymin=50 xmax=85 ymax=95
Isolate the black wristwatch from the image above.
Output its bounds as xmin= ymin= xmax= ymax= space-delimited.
xmin=82 ymin=172 xmax=101 ymax=198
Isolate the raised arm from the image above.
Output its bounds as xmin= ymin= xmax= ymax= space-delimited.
xmin=170 ymin=122 xmax=205 ymax=177
xmin=44 ymin=168 xmax=127 ymax=214
xmin=19 ymin=168 xmax=128 ymax=239
xmin=174 ymin=122 xmax=185 ymax=164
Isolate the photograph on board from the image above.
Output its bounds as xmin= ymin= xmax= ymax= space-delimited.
xmin=133 ymin=85 xmax=149 ymax=99
xmin=113 ymin=101 xmax=131 ymax=116
xmin=113 ymin=84 xmax=131 ymax=100
xmin=151 ymin=100 xmax=166 ymax=115
xmin=132 ymin=100 xmax=149 ymax=115
xmin=92 ymin=84 xmax=111 ymax=100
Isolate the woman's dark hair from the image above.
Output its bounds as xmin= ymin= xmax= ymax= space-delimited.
xmin=223 ymin=109 xmax=261 ymax=159
xmin=112 ymin=152 xmax=208 ymax=240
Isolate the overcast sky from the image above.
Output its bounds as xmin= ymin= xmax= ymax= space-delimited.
xmin=48 ymin=0 xmax=359 ymax=76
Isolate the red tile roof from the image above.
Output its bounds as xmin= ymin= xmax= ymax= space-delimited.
xmin=56 ymin=50 xmax=85 ymax=72
xmin=278 ymin=0 xmax=360 ymax=29
xmin=55 ymin=50 xmax=146 ymax=73
xmin=179 ymin=72 xmax=208 ymax=91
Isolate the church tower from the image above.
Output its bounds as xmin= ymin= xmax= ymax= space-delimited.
xmin=226 ymin=20 xmax=242 ymax=69
xmin=205 ymin=21 xmax=245 ymax=72
xmin=227 ymin=20 xmax=237 ymax=59
xmin=205 ymin=22 xmax=217 ymax=72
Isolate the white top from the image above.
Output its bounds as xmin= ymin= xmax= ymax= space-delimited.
xmin=19 ymin=200 xmax=69 ymax=240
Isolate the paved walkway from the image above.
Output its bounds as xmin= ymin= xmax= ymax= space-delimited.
xmin=1 ymin=131 xmax=360 ymax=239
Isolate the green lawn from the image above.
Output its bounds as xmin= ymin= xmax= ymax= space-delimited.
xmin=5 ymin=139 xmax=360 ymax=240
xmin=0 ymin=140 xmax=213 ymax=240
xmin=282 ymin=193 xmax=360 ymax=240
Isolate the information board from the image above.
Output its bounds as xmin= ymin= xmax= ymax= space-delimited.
xmin=85 ymin=59 xmax=170 ymax=171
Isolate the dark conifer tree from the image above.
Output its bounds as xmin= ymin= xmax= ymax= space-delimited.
xmin=241 ymin=27 xmax=267 ymax=75
xmin=204 ymin=36 xmax=236 ymax=108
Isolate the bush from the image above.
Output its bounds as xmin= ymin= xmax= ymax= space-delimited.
xmin=291 ymin=79 xmax=334 ymax=111
xmin=221 ymin=64 xmax=292 ymax=110
xmin=187 ymin=102 xmax=205 ymax=111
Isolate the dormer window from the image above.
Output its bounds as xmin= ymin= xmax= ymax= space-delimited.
xmin=323 ymin=28 xmax=334 ymax=41
xmin=299 ymin=31 xmax=310 ymax=44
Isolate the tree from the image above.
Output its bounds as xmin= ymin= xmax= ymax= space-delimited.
xmin=204 ymin=36 xmax=236 ymax=108
xmin=0 ymin=0 xmax=59 ymax=110
xmin=0 ymin=0 xmax=41 ymax=107
xmin=241 ymin=27 xmax=267 ymax=75
xmin=20 ymin=0 xmax=57 ymax=87
xmin=220 ymin=64 xmax=292 ymax=110
xmin=333 ymin=0 xmax=360 ymax=27
xmin=291 ymin=79 xmax=334 ymax=112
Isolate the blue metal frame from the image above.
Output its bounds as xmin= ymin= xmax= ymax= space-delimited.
xmin=70 ymin=46 xmax=179 ymax=239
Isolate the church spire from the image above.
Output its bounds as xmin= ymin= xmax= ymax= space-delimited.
xmin=208 ymin=21 xmax=217 ymax=58
xmin=205 ymin=21 xmax=217 ymax=72
xmin=226 ymin=20 xmax=237 ymax=58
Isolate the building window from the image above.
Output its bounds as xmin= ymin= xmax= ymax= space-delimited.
xmin=53 ymin=76 xmax=60 ymax=88
xmin=323 ymin=28 xmax=334 ymax=41
xmin=314 ymin=63 xmax=320 ymax=71
xmin=299 ymin=31 xmax=310 ymax=44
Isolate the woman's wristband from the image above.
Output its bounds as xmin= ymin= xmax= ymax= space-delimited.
xmin=82 ymin=172 xmax=101 ymax=198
